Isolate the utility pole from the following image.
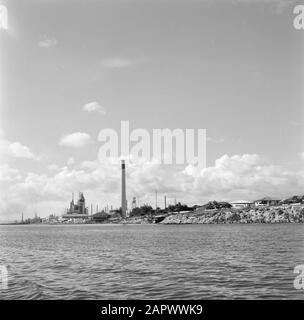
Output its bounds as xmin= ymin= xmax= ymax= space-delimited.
xmin=164 ymin=195 xmax=167 ymax=210
xmin=155 ymin=190 xmax=158 ymax=212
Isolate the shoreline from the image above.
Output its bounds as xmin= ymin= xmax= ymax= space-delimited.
xmin=2 ymin=221 xmax=304 ymax=226
xmin=2 ymin=205 xmax=304 ymax=226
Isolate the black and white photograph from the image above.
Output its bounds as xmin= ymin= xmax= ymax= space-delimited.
xmin=0 ymin=0 xmax=304 ymax=316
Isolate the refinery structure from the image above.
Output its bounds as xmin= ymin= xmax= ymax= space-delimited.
xmin=62 ymin=192 xmax=89 ymax=220
xmin=17 ymin=159 xmax=235 ymax=225
xmin=59 ymin=160 xmax=168 ymax=223
xmin=61 ymin=160 xmax=128 ymax=222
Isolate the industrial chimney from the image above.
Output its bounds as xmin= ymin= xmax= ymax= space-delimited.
xmin=121 ymin=160 xmax=126 ymax=218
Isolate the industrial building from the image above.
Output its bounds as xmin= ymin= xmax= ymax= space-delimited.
xmin=62 ymin=192 xmax=89 ymax=219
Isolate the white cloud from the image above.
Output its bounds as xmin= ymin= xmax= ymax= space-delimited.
xmin=9 ymin=142 xmax=37 ymax=159
xmin=67 ymin=157 xmax=75 ymax=166
xmin=38 ymin=38 xmax=58 ymax=48
xmin=101 ymin=58 xmax=134 ymax=69
xmin=0 ymin=164 xmax=21 ymax=183
xmin=183 ymin=154 xmax=301 ymax=201
xmin=229 ymin=0 xmax=294 ymax=11
xmin=100 ymin=57 xmax=146 ymax=70
xmin=1 ymin=153 xmax=304 ymax=220
xmin=207 ymin=136 xmax=225 ymax=144
xmin=47 ymin=164 xmax=62 ymax=171
xmin=0 ymin=138 xmax=37 ymax=160
xmin=83 ymin=101 xmax=106 ymax=115
xmin=290 ymin=121 xmax=301 ymax=127
xmin=59 ymin=132 xmax=93 ymax=148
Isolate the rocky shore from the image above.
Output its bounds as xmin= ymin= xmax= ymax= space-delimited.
xmin=160 ymin=205 xmax=304 ymax=224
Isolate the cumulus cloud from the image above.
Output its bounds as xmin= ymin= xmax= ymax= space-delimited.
xmin=228 ymin=0 xmax=294 ymax=10
xmin=59 ymin=132 xmax=93 ymax=148
xmin=290 ymin=120 xmax=302 ymax=127
xmin=101 ymin=58 xmax=135 ymax=69
xmin=0 ymin=164 xmax=21 ymax=183
xmin=67 ymin=157 xmax=75 ymax=166
xmin=82 ymin=101 xmax=106 ymax=115
xmin=207 ymin=136 xmax=225 ymax=144
xmin=1 ymin=153 xmax=304 ymax=220
xmin=47 ymin=164 xmax=62 ymax=171
xmin=100 ymin=57 xmax=146 ymax=70
xmin=186 ymin=154 xmax=294 ymax=199
xmin=38 ymin=37 xmax=58 ymax=48
xmin=9 ymin=142 xmax=37 ymax=159
xmin=0 ymin=137 xmax=37 ymax=160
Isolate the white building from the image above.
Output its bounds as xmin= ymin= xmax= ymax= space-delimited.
xmin=230 ymin=200 xmax=253 ymax=209
xmin=254 ymin=197 xmax=280 ymax=207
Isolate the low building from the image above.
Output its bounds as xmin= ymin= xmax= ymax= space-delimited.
xmin=230 ymin=200 xmax=253 ymax=209
xmin=254 ymin=197 xmax=280 ymax=207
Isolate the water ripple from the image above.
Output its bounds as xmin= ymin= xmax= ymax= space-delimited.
xmin=0 ymin=224 xmax=304 ymax=299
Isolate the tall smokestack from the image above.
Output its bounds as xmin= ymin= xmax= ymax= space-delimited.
xmin=121 ymin=160 xmax=126 ymax=218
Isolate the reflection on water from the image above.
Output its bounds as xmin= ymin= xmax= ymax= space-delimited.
xmin=0 ymin=224 xmax=304 ymax=299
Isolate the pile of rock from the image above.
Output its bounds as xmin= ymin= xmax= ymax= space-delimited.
xmin=160 ymin=206 xmax=304 ymax=224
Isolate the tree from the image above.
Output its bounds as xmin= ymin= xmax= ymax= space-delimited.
xmin=202 ymin=201 xmax=232 ymax=210
xmin=130 ymin=205 xmax=154 ymax=217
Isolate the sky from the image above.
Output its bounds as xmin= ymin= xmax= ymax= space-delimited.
xmin=0 ymin=0 xmax=303 ymax=220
